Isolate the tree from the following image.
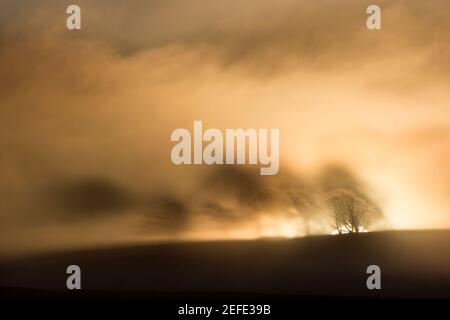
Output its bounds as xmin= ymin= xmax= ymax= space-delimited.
xmin=325 ymin=188 xmax=380 ymax=234
xmin=285 ymin=188 xmax=319 ymax=235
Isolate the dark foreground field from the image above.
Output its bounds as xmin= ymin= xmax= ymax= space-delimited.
xmin=1 ymin=230 xmax=450 ymax=300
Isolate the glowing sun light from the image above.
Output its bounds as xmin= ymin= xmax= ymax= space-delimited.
xmin=331 ymin=227 xmax=368 ymax=235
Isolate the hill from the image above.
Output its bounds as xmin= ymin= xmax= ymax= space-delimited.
xmin=1 ymin=230 xmax=449 ymax=299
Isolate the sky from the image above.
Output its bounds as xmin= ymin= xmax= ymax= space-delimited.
xmin=0 ymin=0 xmax=449 ymax=257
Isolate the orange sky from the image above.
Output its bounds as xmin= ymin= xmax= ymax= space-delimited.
xmin=0 ymin=0 xmax=449 ymax=257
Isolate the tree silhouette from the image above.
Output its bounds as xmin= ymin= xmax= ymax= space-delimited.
xmin=326 ymin=188 xmax=380 ymax=234
xmin=285 ymin=188 xmax=319 ymax=235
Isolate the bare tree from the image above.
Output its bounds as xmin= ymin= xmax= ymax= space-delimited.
xmin=285 ymin=188 xmax=320 ymax=235
xmin=325 ymin=188 xmax=380 ymax=234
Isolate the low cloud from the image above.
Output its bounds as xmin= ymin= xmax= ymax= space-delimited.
xmin=0 ymin=0 xmax=449 ymax=257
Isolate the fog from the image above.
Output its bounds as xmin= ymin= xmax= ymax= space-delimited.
xmin=0 ymin=0 xmax=449 ymax=257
